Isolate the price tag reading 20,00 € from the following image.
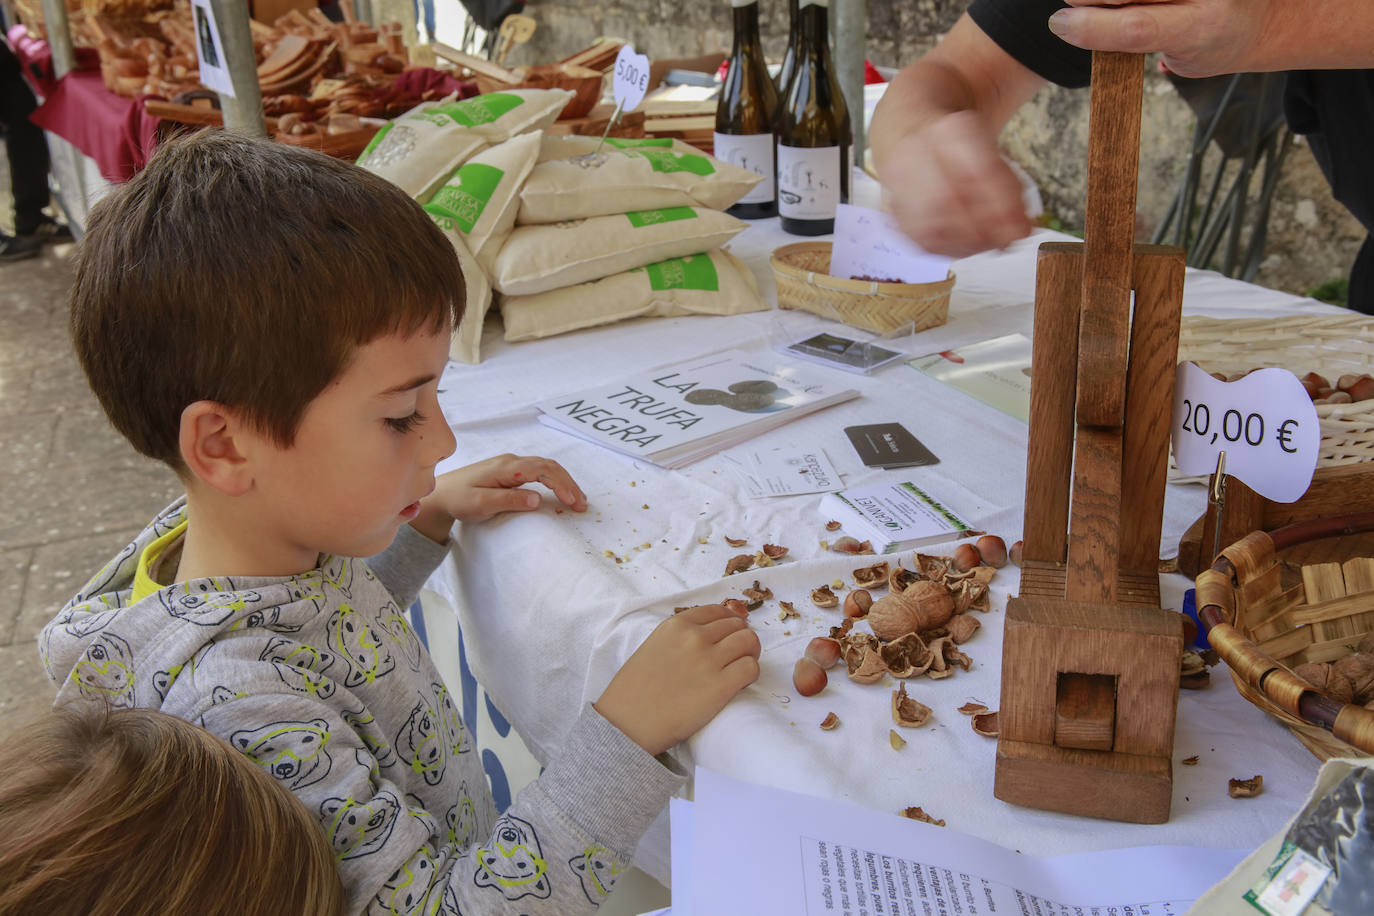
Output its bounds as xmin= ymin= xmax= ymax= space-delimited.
xmin=1171 ymin=361 xmax=1320 ymax=503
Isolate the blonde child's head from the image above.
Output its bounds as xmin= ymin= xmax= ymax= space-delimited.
xmin=0 ymin=702 xmax=347 ymax=915
xmin=69 ymin=129 xmax=464 ymax=475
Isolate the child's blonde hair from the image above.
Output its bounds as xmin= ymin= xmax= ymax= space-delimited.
xmin=0 ymin=702 xmax=347 ymax=915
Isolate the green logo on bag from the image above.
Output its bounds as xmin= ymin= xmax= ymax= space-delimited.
xmin=624 ymin=206 xmax=698 ymax=228
xmin=431 ymin=93 xmax=524 ymax=127
xmin=605 ymin=138 xmax=673 ymax=149
xmin=627 ymin=149 xmax=716 ymax=176
xmin=637 ymin=254 xmax=720 ymax=291
xmin=423 ymin=163 xmax=505 ymax=233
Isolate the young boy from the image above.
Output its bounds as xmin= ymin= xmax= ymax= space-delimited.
xmin=42 ymin=130 xmax=761 ymax=914
xmin=0 ymin=703 xmax=348 ymax=915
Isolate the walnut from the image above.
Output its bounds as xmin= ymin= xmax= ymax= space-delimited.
xmin=1293 ymin=662 xmax=1355 ymax=705
xmin=867 ymin=580 xmax=955 ymax=640
xmin=1331 ymin=653 xmax=1374 ymax=703
xmin=892 ymin=682 xmax=932 ymax=727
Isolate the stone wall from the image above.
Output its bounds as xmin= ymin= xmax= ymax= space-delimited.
xmin=504 ymin=0 xmax=1362 ymax=299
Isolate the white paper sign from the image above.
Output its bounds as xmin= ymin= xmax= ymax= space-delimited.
xmin=829 ymin=203 xmax=952 ymax=284
xmin=190 ymin=0 xmax=234 ymax=97
xmin=613 ymin=45 xmax=651 ymax=112
xmin=726 ymin=446 xmax=843 ymax=498
xmin=1171 ymin=361 xmax=1320 ymax=503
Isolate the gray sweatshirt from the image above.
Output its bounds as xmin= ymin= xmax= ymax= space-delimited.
xmin=39 ymin=498 xmax=684 ymax=915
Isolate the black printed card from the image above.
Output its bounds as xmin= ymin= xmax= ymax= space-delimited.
xmin=844 ymin=422 xmax=939 ymax=469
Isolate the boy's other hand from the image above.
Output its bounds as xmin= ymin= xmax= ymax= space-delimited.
xmin=594 ymin=603 xmax=761 ymax=757
xmin=412 ymin=454 xmax=587 ymax=541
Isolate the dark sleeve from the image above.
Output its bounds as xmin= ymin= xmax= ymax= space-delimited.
xmin=967 ymin=0 xmax=1092 ymax=89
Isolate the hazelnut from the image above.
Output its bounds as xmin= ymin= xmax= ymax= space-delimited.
xmin=1301 ymin=371 xmax=1331 ymax=397
xmin=1336 ymin=372 xmax=1365 ymax=392
xmin=793 ymin=658 xmax=827 ymax=697
xmin=1347 ymin=375 xmax=1374 ymax=402
xmin=951 ymin=543 xmax=981 ymax=572
xmin=1009 ymin=540 xmax=1024 ymax=567
xmin=975 ymin=535 xmax=1008 ymax=568
xmin=804 ymin=636 xmax=842 ymax=669
xmin=843 ymin=588 xmax=873 ymax=619
xmin=1323 ymin=391 xmax=1354 ymax=404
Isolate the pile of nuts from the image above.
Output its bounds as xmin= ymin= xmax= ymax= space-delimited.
xmin=1292 ymin=635 xmax=1374 ymax=707
xmin=791 ymin=534 xmax=1008 ymax=699
xmin=1210 ymin=369 xmax=1374 ymax=406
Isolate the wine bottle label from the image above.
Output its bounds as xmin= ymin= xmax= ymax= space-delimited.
xmin=712 ymin=132 xmax=775 ymax=204
xmin=777 ymin=144 xmax=841 ymax=221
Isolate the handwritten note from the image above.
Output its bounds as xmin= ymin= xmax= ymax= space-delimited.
xmin=828 ymin=203 xmax=951 ymax=285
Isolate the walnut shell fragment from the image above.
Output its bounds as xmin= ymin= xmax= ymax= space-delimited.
xmin=845 ymin=644 xmax=888 ymax=684
xmin=853 ymin=562 xmax=890 ymax=589
xmin=946 ymin=614 xmax=981 ymax=644
xmin=892 ymin=682 xmax=932 ymax=728
xmin=971 ymin=711 xmax=999 ymax=737
xmin=825 ymin=520 xmax=842 ymax=532
xmin=880 ymin=632 xmax=933 ymax=678
xmin=811 ymin=585 xmax=839 ymax=609
xmin=831 ymin=536 xmax=874 ymax=555
xmin=724 ymin=535 xmax=748 ymax=547
xmin=898 ymin=807 xmax=945 ymax=827
xmin=741 ymin=580 xmax=773 ymax=610
xmin=762 ymin=543 xmax=788 ymax=560
xmin=778 ymin=601 xmax=800 ymax=621
xmin=889 ymin=566 xmax=920 ymax=592
xmin=819 ymin=712 xmax=840 ymax=730
xmin=889 ymin=729 xmax=907 ymax=750
xmin=721 ymin=598 xmax=749 ymax=616
xmin=843 ymin=588 xmax=873 ymax=619
xmin=957 ymin=702 xmax=988 ymax=716
xmin=1228 ymin=775 xmax=1263 ymax=798
xmin=1181 ymin=755 xmax=1199 ymax=766
xmin=914 ymin=553 xmax=950 ymax=580
xmin=724 ymin=554 xmax=755 ymax=576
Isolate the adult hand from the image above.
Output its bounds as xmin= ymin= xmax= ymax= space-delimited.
xmin=594 ymin=604 xmax=761 ymax=757
xmin=411 ymin=454 xmax=587 ymax=542
xmin=1048 ymin=0 xmax=1272 ymax=78
xmin=881 ymin=108 xmax=1032 ymax=258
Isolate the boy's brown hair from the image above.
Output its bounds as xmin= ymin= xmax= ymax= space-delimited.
xmin=0 ymin=703 xmax=347 ymax=915
xmin=70 ymin=129 xmax=464 ymax=472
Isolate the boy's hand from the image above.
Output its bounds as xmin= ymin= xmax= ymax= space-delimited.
xmin=411 ymin=454 xmax=587 ymax=542
xmin=594 ymin=604 xmax=761 ymax=757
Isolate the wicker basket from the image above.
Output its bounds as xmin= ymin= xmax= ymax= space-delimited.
xmin=1179 ymin=314 xmax=1374 ymax=467
xmin=1195 ymin=512 xmax=1374 ymax=760
xmin=770 ymin=241 xmax=953 ymax=335
xmin=472 ymin=64 xmax=604 ymax=120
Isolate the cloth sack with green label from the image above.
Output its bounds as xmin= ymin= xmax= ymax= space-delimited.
xmin=491 ymin=205 xmax=747 ymax=296
xmin=423 ymin=130 xmax=542 ymax=274
xmin=433 ymin=227 xmax=494 ymax=364
xmin=536 ymin=134 xmax=703 ymax=164
xmin=500 ymin=249 xmax=766 ymax=341
xmin=357 ymin=89 xmax=571 ymax=200
xmin=517 ymin=146 xmax=763 ymax=224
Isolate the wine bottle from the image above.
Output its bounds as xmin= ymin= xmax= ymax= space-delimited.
xmin=776 ymin=0 xmax=799 ymax=98
xmin=776 ymin=0 xmax=850 ymax=236
xmin=714 ymin=0 xmax=780 ymax=219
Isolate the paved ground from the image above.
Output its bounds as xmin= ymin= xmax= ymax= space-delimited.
xmin=0 ymin=162 xmax=181 ymax=741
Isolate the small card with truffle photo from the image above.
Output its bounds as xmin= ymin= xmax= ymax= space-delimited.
xmin=536 ymin=350 xmax=861 ymax=469
xmin=782 ymin=332 xmax=907 ymax=375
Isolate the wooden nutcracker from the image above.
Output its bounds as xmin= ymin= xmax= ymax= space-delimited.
xmin=994 ymin=53 xmax=1187 ymax=823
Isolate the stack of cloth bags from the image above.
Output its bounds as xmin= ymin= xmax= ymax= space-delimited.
xmin=356 ymin=88 xmax=769 ymax=364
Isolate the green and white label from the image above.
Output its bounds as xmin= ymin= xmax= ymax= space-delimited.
xmin=638 ymin=254 xmax=719 ymax=291
xmin=427 ymin=93 xmax=524 ymax=127
xmin=628 ymin=149 xmax=716 ymax=176
xmin=625 ymin=207 xmax=698 ymax=228
xmin=605 ymin=138 xmax=674 ymax=149
xmin=423 ymin=163 xmax=505 ymax=233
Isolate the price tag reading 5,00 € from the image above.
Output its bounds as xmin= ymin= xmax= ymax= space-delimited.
xmin=613 ymin=45 xmax=651 ymax=112
xmin=1172 ymin=361 xmax=1320 ymax=503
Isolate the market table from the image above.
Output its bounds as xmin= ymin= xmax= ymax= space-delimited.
xmin=421 ymin=173 xmax=1338 ymax=887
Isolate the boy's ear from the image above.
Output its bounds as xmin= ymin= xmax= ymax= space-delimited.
xmin=179 ymin=401 xmax=254 ymax=496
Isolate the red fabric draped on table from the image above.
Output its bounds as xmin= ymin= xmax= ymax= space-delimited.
xmin=9 ymin=25 xmax=161 ymax=182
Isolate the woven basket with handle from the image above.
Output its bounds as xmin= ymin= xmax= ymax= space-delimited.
xmin=1195 ymin=512 xmax=1374 ymax=760
xmin=1178 ymin=314 xmax=1374 ymax=467
xmin=770 ymin=241 xmax=953 ymax=335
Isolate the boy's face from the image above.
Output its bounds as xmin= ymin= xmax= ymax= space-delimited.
xmin=249 ymin=325 xmax=455 ymax=563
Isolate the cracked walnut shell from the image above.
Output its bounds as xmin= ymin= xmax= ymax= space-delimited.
xmin=810 ymin=585 xmax=838 ymax=609
xmin=853 ymin=562 xmax=890 ymax=589
xmin=892 ymin=682 xmax=932 ymax=727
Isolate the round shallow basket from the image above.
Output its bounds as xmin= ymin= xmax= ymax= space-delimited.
xmin=1179 ymin=314 xmax=1374 ymax=468
xmin=1196 ymin=512 xmax=1374 ymax=760
xmin=770 ymin=241 xmax=954 ymax=335
xmin=473 ymin=64 xmax=603 ymax=119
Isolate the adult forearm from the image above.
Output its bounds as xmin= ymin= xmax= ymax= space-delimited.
xmin=870 ymin=58 xmax=978 ymax=179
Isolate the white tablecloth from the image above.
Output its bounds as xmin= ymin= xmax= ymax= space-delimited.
xmin=428 ymin=176 xmax=1341 ymax=885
